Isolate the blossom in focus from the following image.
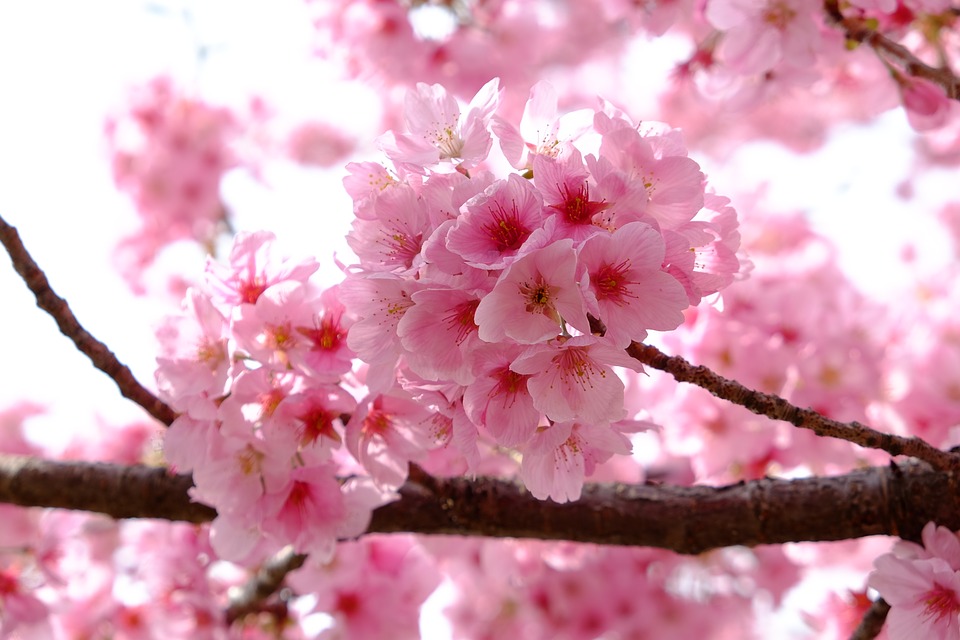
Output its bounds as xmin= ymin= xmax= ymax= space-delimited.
xmin=868 ymin=522 xmax=960 ymax=639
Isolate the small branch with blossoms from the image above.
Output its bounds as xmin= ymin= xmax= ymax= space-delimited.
xmin=2 ymin=453 xmax=959 ymax=552
xmin=0 ymin=214 xmax=177 ymax=426
xmin=823 ymin=0 xmax=960 ymax=100
xmin=627 ymin=342 xmax=960 ymax=473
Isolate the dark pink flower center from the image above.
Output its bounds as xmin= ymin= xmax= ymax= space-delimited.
xmin=483 ymin=201 xmax=529 ymax=252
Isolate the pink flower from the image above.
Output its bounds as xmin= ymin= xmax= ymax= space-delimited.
xmin=397 ymin=288 xmax=483 ymax=385
xmin=346 ymin=182 xmax=430 ymax=274
xmin=260 ymin=465 xmax=389 ymax=561
xmin=520 ymin=420 xmax=632 ymax=503
xmin=105 ymin=75 xmax=238 ymax=284
xmin=534 ymin=151 xmax=610 ymax=243
xmin=492 ymin=80 xmax=593 ymax=170
xmin=204 ymin=230 xmax=319 ymax=310
xmin=579 ymin=222 xmax=689 ymax=348
xmin=869 ymin=523 xmax=960 ymax=639
xmin=597 ymin=125 xmax=705 ymax=229
xmin=705 ymin=0 xmax=820 ymax=75
xmin=474 ymin=239 xmax=590 ymax=344
xmin=378 ymin=78 xmax=502 ymax=172
xmin=340 ymin=272 xmax=420 ymax=376
xmin=345 ymin=389 xmax=435 ymax=489
xmin=155 ymin=288 xmax=231 ymax=420
xmin=446 ymin=174 xmax=546 ymax=269
xmin=510 ymin=335 xmax=643 ymax=424
xmin=463 ymin=344 xmax=542 ymax=448
xmin=895 ymin=73 xmax=952 ymax=132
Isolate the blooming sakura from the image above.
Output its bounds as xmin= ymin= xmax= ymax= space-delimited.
xmin=153 ymin=79 xmax=740 ymax=574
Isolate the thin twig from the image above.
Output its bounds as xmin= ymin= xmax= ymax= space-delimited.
xmin=627 ymin=342 xmax=960 ymax=473
xmin=849 ymin=598 xmax=890 ymax=640
xmin=824 ymin=0 xmax=960 ymax=99
xmin=0 ymin=214 xmax=176 ymax=425
xmin=225 ymin=546 xmax=306 ymax=625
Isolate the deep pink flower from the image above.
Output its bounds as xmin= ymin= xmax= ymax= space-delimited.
xmin=579 ymin=222 xmax=689 ymax=347
xmin=896 ymin=73 xmax=952 ymax=132
xmin=534 ymin=151 xmax=610 ymax=243
xmin=446 ymin=174 xmax=546 ymax=269
xmin=397 ymin=288 xmax=483 ymax=385
xmin=463 ymin=344 xmax=542 ymax=448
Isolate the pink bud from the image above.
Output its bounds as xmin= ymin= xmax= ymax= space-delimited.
xmin=897 ymin=74 xmax=951 ymax=132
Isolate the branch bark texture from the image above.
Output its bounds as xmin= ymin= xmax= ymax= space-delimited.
xmin=0 ymin=214 xmax=176 ymax=426
xmin=627 ymin=342 xmax=960 ymax=473
xmin=2 ymin=454 xmax=958 ymax=553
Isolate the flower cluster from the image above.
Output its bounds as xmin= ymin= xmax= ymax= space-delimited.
xmin=340 ymin=78 xmax=740 ymax=502
xmin=157 ymin=230 xmax=393 ymax=566
xmin=105 ymin=76 xmax=239 ymax=286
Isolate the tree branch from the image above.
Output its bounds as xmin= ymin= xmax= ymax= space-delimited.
xmin=225 ymin=546 xmax=306 ymax=625
xmin=0 ymin=214 xmax=176 ymax=426
xmin=2 ymin=453 xmax=958 ymax=552
xmin=627 ymin=342 xmax=960 ymax=473
xmin=849 ymin=597 xmax=890 ymax=640
xmin=824 ymin=0 xmax=960 ymax=99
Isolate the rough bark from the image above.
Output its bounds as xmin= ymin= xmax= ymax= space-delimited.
xmin=2 ymin=453 xmax=957 ymax=553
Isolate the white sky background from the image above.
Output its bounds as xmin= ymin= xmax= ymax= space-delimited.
xmin=0 ymin=2 xmax=955 ymax=637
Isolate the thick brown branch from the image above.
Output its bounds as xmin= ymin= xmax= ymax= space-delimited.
xmin=0 ymin=454 xmax=215 ymax=522
xmin=2 ymin=454 xmax=959 ymax=552
xmin=627 ymin=342 xmax=960 ymax=473
xmin=0 ymin=214 xmax=176 ymax=426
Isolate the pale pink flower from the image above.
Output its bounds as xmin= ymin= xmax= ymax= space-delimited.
xmin=579 ymin=222 xmax=689 ymax=347
xmin=342 ymin=161 xmax=400 ymax=221
xmin=446 ymin=173 xmax=546 ymax=269
xmin=155 ymin=288 xmax=231 ymax=420
xmin=510 ymin=335 xmax=643 ymax=424
xmin=597 ymin=125 xmax=705 ymax=229
xmin=520 ymin=420 xmax=632 ymax=503
xmin=231 ymin=280 xmax=317 ymax=373
xmin=493 ymin=80 xmax=593 ymax=170
xmin=259 ymin=465 xmax=351 ymax=560
xmin=705 ymin=0 xmax=821 ymax=75
xmin=204 ymin=230 xmax=319 ymax=310
xmin=346 ymin=182 xmax=430 ymax=274
xmin=378 ymin=78 xmax=502 ymax=172
xmin=345 ymin=389 xmax=435 ymax=489
xmin=474 ymin=239 xmax=590 ymax=344
xmin=870 ymin=555 xmax=960 ymax=638
xmin=340 ymin=272 xmax=420 ymax=368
